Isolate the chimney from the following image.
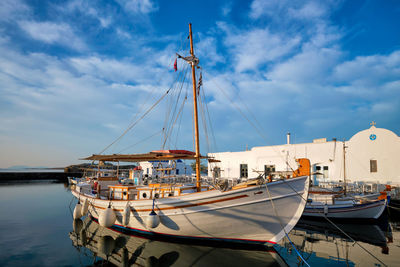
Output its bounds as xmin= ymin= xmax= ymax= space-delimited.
xmin=287 ymin=132 xmax=291 ymax=145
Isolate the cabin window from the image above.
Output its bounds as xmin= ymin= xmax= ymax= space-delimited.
xmin=370 ymin=160 xmax=377 ymax=173
xmin=240 ymin=164 xmax=248 ymax=178
xmin=315 ymin=166 xmax=321 ymax=171
xmin=323 ymin=166 xmax=328 ymax=170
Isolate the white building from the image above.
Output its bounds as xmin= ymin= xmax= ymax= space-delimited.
xmin=207 ymin=123 xmax=400 ymax=185
xmin=139 ymin=160 xmax=192 ymax=178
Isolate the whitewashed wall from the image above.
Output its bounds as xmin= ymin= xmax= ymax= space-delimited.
xmin=346 ymin=126 xmax=400 ymax=184
xmin=208 ymin=126 xmax=400 ymax=185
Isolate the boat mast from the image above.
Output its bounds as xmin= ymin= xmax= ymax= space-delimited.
xmin=188 ymin=23 xmax=201 ymax=192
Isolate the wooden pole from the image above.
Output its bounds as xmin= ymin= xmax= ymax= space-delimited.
xmin=188 ymin=23 xmax=201 ymax=192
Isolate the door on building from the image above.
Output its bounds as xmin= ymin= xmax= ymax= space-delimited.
xmin=370 ymin=159 xmax=377 ymax=173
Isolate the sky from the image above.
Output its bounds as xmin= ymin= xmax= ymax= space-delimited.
xmin=0 ymin=0 xmax=399 ymax=168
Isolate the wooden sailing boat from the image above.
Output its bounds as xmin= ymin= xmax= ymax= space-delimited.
xmin=71 ymin=23 xmax=310 ymax=245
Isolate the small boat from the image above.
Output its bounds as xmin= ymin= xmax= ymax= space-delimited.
xmin=70 ymin=23 xmax=310 ymax=246
xmin=303 ymin=193 xmax=387 ymax=219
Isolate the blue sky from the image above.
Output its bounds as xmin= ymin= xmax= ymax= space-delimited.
xmin=1 ymin=0 xmax=399 ymax=168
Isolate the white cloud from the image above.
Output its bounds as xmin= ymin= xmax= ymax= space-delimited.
xmin=99 ymin=16 xmax=112 ymax=28
xmin=1 ymin=0 xmax=399 ymax=166
xmin=196 ymin=36 xmax=224 ymax=67
xmin=222 ymin=26 xmax=301 ymax=72
xmin=116 ymin=0 xmax=158 ymax=14
xmin=64 ymin=0 xmax=113 ymax=28
xmin=69 ymin=56 xmax=164 ymax=85
xmin=249 ymin=0 xmax=283 ymax=19
xmin=116 ymin=28 xmax=132 ymax=39
xmin=18 ymin=21 xmax=86 ymax=51
xmin=371 ymin=101 xmax=397 ymax=114
xmin=0 ymin=41 xmax=175 ymax=167
xmin=267 ymin=47 xmax=342 ymax=85
xmin=249 ymin=0 xmax=335 ymax=21
xmin=288 ymin=1 xmax=327 ymax=20
xmin=0 ymin=0 xmax=30 ymax=22
xmin=333 ymin=51 xmax=400 ymax=87
xmin=221 ymin=2 xmax=232 ymax=17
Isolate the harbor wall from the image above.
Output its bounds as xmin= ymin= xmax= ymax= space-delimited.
xmin=0 ymin=172 xmax=83 ymax=183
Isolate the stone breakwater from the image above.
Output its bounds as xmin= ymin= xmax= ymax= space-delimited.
xmin=0 ymin=172 xmax=83 ymax=183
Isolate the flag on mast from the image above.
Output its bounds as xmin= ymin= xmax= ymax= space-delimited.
xmin=197 ymin=72 xmax=202 ymax=95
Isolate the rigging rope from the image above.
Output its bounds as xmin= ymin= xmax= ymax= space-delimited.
xmin=117 ymin=129 xmax=163 ymax=153
xmin=98 ymin=88 xmax=172 ymax=155
xmin=163 ymin=86 xmax=189 ymax=149
xmin=172 ymin=84 xmax=189 ymax=149
xmin=99 ymin=37 xmax=191 ymax=155
xmin=162 ymin=64 xmax=190 ymax=149
xmin=201 ymin=76 xmax=218 ymax=152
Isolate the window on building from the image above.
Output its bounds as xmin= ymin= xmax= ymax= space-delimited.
xmin=213 ymin=167 xmax=221 ymax=178
xmin=323 ymin=166 xmax=329 ymax=179
xmin=264 ymin=165 xmax=276 ymax=176
xmin=370 ymin=160 xmax=377 ymax=173
xmin=176 ymin=169 xmax=179 ymax=175
xmin=240 ymin=164 xmax=248 ymax=178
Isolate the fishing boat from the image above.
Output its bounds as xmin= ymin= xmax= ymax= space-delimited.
xmin=303 ymin=195 xmax=387 ymax=219
xmin=70 ymin=23 xmax=310 ymax=246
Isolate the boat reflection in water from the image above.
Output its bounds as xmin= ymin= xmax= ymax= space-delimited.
xmin=69 ymin=217 xmax=287 ymax=267
xmin=275 ymin=217 xmax=392 ymax=266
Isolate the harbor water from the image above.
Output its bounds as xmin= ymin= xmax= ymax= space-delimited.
xmin=0 ymin=181 xmax=399 ymax=266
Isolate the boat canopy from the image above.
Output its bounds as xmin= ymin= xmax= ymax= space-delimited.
xmin=81 ymin=150 xmax=210 ymax=162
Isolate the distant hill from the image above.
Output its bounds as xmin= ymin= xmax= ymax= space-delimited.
xmin=6 ymin=165 xmax=49 ymax=170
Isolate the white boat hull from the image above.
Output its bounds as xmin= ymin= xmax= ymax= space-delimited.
xmin=72 ymin=176 xmax=309 ymax=245
xmin=303 ymin=198 xmax=387 ymax=219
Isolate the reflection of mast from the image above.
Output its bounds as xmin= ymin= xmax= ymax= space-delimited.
xmin=188 ymin=23 xmax=201 ymax=192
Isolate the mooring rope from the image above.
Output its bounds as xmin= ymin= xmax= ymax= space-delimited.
xmin=279 ymin=177 xmax=388 ymax=267
xmin=264 ymin=180 xmax=311 ymax=267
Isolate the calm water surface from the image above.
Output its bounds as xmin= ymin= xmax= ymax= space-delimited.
xmin=0 ymin=182 xmax=399 ymax=266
